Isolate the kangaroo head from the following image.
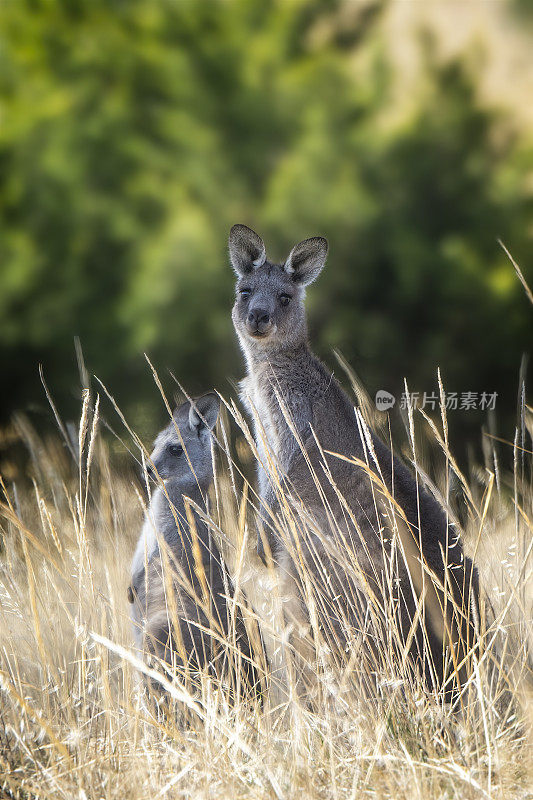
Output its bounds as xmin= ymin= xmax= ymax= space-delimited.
xmin=146 ymin=393 xmax=220 ymax=489
xmin=229 ymin=224 xmax=328 ymax=352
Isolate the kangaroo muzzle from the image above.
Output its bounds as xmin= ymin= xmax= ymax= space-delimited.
xmin=246 ymin=308 xmax=273 ymax=337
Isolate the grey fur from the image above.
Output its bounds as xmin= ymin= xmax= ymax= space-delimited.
xmin=230 ymin=224 xmax=478 ymax=699
xmin=129 ymin=393 xmax=257 ymax=694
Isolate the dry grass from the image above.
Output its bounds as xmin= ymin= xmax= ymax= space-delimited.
xmin=0 ymin=374 xmax=532 ymax=800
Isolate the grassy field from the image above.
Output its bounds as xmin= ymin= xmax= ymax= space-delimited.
xmin=0 ymin=371 xmax=531 ymax=800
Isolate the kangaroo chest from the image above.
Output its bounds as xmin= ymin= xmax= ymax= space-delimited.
xmin=240 ymin=366 xmax=309 ymax=473
xmin=131 ymin=488 xmax=162 ymax=581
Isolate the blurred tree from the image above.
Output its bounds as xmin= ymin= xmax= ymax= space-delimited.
xmin=0 ymin=0 xmax=531 ymax=452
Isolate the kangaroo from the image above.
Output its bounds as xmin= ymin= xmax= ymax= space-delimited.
xmin=229 ymin=224 xmax=478 ymax=701
xmin=129 ymin=393 xmax=257 ymax=696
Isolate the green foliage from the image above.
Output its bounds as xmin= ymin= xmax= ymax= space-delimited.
xmin=0 ymin=0 xmax=531 ymax=444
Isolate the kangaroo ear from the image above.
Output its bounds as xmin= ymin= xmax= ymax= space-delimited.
xmin=284 ymin=237 xmax=328 ymax=286
xmin=172 ymin=392 xmax=184 ymax=412
xmin=188 ymin=392 xmax=220 ymax=433
xmin=229 ymin=224 xmax=266 ymax=275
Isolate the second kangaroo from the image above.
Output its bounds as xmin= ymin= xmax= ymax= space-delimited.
xmin=129 ymin=393 xmax=257 ymax=696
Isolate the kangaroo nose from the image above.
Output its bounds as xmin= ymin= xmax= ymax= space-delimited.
xmin=247 ymin=309 xmax=270 ymax=326
xmin=145 ymin=463 xmax=155 ymax=481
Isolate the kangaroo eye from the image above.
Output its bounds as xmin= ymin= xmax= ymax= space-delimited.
xmin=168 ymin=444 xmax=183 ymax=457
xmin=239 ymin=289 xmax=251 ymax=300
xmin=279 ymin=294 xmax=292 ymax=306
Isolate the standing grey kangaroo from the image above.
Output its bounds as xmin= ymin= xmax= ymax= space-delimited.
xmin=129 ymin=393 xmax=257 ymax=696
xmin=229 ymin=224 xmax=478 ymax=700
